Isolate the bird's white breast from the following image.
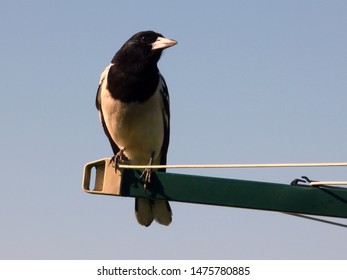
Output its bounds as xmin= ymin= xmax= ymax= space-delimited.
xmin=101 ymin=83 xmax=165 ymax=166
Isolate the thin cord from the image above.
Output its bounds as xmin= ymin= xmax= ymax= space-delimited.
xmin=310 ymin=181 xmax=347 ymax=186
xmin=118 ymin=162 xmax=347 ymax=169
xmin=118 ymin=162 xmax=347 ymax=185
xmin=285 ymin=213 xmax=347 ymax=228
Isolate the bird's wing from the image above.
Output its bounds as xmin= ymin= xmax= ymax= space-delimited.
xmin=158 ymin=74 xmax=170 ymax=172
xmin=96 ymin=66 xmax=120 ymax=155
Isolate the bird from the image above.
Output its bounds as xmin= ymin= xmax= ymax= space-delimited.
xmin=95 ymin=31 xmax=177 ymax=226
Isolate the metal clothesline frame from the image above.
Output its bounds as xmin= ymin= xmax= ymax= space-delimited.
xmin=82 ymin=158 xmax=347 ymax=224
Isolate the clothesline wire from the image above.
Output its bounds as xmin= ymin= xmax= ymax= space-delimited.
xmin=118 ymin=162 xmax=347 ymax=169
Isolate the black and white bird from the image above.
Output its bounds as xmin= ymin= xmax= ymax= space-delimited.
xmin=96 ymin=31 xmax=177 ymax=226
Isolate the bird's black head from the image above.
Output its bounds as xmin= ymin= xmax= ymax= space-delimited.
xmin=107 ymin=31 xmax=176 ymax=103
xmin=111 ymin=31 xmax=177 ymax=67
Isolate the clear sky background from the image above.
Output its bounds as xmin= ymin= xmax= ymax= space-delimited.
xmin=1 ymin=0 xmax=347 ymax=259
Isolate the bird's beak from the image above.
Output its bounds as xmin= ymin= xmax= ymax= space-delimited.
xmin=151 ymin=37 xmax=177 ymax=50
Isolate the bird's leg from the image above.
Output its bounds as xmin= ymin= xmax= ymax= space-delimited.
xmin=140 ymin=151 xmax=155 ymax=190
xmin=110 ymin=147 xmax=129 ymax=169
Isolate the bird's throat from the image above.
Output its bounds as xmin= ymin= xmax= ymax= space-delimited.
xmin=107 ymin=64 xmax=160 ymax=103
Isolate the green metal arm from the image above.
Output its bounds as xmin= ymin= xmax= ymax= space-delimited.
xmin=83 ymin=158 xmax=347 ymax=218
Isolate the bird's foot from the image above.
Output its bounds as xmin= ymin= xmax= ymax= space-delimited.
xmin=140 ymin=151 xmax=155 ymax=190
xmin=110 ymin=148 xmax=129 ymax=169
xmin=140 ymin=168 xmax=152 ymax=190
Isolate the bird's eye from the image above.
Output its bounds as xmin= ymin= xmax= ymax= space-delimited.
xmin=140 ymin=36 xmax=146 ymax=43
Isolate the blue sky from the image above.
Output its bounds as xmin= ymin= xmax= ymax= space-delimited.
xmin=1 ymin=0 xmax=347 ymax=259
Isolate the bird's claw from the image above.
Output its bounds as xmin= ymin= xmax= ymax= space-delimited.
xmin=140 ymin=151 xmax=155 ymax=190
xmin=110 ymin=148 xmax=129 ymax=169
xmin=140 ymin=168 xmax=152 ymax=190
